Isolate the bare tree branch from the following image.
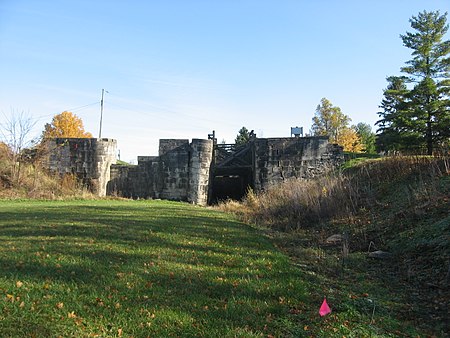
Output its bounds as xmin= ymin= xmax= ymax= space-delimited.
xmin=0 ymin=109 xmax=37 ymax=182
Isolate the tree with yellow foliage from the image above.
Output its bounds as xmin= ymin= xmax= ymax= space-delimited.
xmin=311 ymin=98 xmax=363 ymax=152
xmin=42 ymin=111 xmax=93 ymax=139
xmin=337 ymin=127 xmax=364 ymax=153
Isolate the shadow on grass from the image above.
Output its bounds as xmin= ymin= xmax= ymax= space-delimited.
xmin=0 ymin=200 xmax=308 ymax=337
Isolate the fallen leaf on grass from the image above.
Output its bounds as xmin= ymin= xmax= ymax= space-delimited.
xmin=289 ymin=308 xmax=302 ymax=314
xmin=16 ymin=281 xmax=24 ymax=288
xmin=68 ymin=311 xmax=77 ymax=318
xmin=56 ymin=302 xmax=64 ymax=309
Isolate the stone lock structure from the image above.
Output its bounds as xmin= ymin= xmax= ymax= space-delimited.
xmin=46 ymin=136 xmax=343 ymax=205
xmin=107 ymin=139 xmax=214 ymax=205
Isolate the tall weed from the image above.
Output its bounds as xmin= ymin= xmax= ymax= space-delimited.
xmin=220 ymin=156 xmax=449 ymax=231
xmin=0 ymin=157 xmax=95 ymax=199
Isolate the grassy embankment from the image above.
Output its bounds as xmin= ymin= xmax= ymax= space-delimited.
xmin=220 ymin=155 xmax=450 ymax=336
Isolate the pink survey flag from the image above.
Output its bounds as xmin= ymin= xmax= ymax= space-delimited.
xmin=319 ymin=298 xmax=331 ymax=316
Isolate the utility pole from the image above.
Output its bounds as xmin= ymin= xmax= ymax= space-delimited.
xmin=99 ymin=89 xmax=108 ymax=138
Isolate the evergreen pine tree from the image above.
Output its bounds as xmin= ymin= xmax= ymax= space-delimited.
xmin=378 ymin=11 xmax=450 ymax=154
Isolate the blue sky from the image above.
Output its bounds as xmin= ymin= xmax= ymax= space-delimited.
xmin=1 ymin=0 xmax=449 ymax=162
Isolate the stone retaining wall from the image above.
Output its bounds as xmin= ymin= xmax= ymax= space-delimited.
xmin=46 ymin=136 xmax=343 ymax=205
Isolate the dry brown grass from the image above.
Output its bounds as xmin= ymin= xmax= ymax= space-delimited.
xmin=224 ymin=175 xmax=357 ymax=231
xmin=219 ymin=156 xmax=449 ymax=231
xmin=0 ymin=156 xmax=95 ymax=199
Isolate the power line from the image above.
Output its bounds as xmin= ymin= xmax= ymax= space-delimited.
xmin=68 ymin=101 xmax=100 ymax=112
xmin=34 ymin=102 xmax=100 ymax=121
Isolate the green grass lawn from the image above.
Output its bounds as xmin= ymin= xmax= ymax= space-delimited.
xmin=0 ymin=199 xmax=311 ymax=337
xmin=0 ymin=199 xmax=431 ymax=337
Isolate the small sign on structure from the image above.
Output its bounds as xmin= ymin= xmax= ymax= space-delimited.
xmin=291 ymin=126 xmax=303 ymax=137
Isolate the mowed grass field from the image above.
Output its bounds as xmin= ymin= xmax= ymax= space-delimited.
xmin=1 ymin=199 xmax=433 ymax=337
xmin=1 ymin=199 xmax=310 ymax=337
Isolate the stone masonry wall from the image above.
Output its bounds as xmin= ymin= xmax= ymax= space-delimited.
xmin=158 ymin=139 xmax=190 ymax=201
xmin=254 ymin=136 xmax=343 ymax=191
xmin=46 ymin=136 xmax=342 ymax=204
xmin=107 ymin=156 xmax=159 ymax=199
xmin=188 ymin=139 xmax=214 ymax=205
xmin=46 ymin=138 xmax=117 ymax=196
xmin=107 ymin=139 xmax=213 ymax=204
